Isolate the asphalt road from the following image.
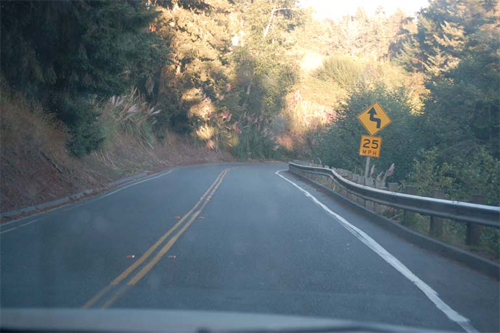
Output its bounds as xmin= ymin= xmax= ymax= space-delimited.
xmin=1 ymin=163 xmax=498 ymax=332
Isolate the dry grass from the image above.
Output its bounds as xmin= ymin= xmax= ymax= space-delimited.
xmin=0 ymin=88 xmax=112 ymax=211
xmin=1 ymin=91 xmax=67 ymax=154
xmin=0 ymin=87 xmax=233 ymax=213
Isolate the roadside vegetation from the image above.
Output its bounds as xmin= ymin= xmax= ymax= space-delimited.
xmin=1 ymin=1 xmax=498 ymax=225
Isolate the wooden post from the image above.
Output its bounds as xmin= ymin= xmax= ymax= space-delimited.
xmin=388 ymin=183 xmax=398 ymax=192
xmin=466 ymin=195 xmax=483 ymax=247
xmin=364 ymin=178 xmax=375 ymax=210
xmin=403 ymin=186 xmax=417 ymax=226
xmin=350 ymin=175 xmax=358 ymax=201
xmin=430 ymin=190 xmax=444 ymax=238
xmin=380 ymin=183 xmax=398 ymax=216
xmin=357 ymin=176 xmax=365 ymax=205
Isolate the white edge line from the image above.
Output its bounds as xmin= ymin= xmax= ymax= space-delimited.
xmin=0 ymin=218 xmax=42 ymax=234
xmin=275 ymin=170 xmax=478 ymax=333
xmin=90 ymin=169 xmax=174 ymax=200
xmin=0 ymin=169 xmax=174 ymax=232
xmin=0 ymin=226 xmax=20 ymax=234
xmin=56 ymin=169 xmax=174 ymax=213
xmin=1 ymin=210 xmax=54 ymax=227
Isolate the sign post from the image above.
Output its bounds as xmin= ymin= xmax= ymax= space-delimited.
xmin=357 ymin=102 xmax=391 ymax=179
xmin=365 ymin=157 xmax=370 ymax=178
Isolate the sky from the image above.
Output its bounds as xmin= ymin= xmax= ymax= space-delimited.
xmin=299 ymin=0 xmax=430 ymax=19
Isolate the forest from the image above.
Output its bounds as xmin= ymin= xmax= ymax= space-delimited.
xmin=1 ymin=0 xmax=498 ymax=207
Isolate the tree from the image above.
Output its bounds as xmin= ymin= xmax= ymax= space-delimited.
xmin=151 ymin=0 xmax=233 ymax=132
xmin=420 ymin=51 xmax=500 ymax=160
xmin=1 ymin=0 xmax=168 ymax=156
xmin=397 ymin=0 xmax=498 ymax=76
xmin=315 ymin=84 xmax=422 ymax=182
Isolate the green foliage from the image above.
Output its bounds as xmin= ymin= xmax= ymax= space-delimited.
xmin=151 ymin=0 xmax=210 ymax=12
xmin=447 ymin=148 xmax=500 ymax=206
xmin=151 ymin=0 xmax=233 ymax=133
xmin=1 ymin=0 xmax=168 ymax=156
xmin=407 ymin=147 xmax=499 ymax=257
xmin=316 ymin=56 xmax=363 ymax=89
xmin=315 ymin=84 xmax=422 ymax=182
xmin=230 ymin=126 xmax=279 ymax=160
xmin=53 ymin=94 xmax=103 ymax=157
xmin=1 ymin=1 xmax=167 ymax=97
xmin=420 ymin=51 xmax=500 ymax=160
xmin=321 ymin=8 xmax=415 ymax=61
xmin=406 ymin=148 xmax=455 ymax=197
xmin=395 ymin=0 xmax=500 ymax=207
xmin=99 ymin=89 xmax=160 ymax=150
xmin=397 ymin=0 xmax=499 ymax=76
xmin=1 ymin=0 xmax=498 ymax=224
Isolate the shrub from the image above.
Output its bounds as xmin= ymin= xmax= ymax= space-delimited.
xmin=50 ymin=94 xmax=103 ymax=157
xmin=316 ymin=55 xmax=363 ymax=89
xmin=315 ymin=83 xmax=422 ymax=182
xmin=98 ymin=89 xmax=160 ymax=150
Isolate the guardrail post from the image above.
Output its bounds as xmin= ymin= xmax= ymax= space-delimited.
xmin=288 ymin=162 xmax=500 ymax=231
xmin=430 ymin=190 xmax=445 ymax=238
xmin=388 ymin=183 xmax=398 ymax=192
xmin=357 ymin=176 xmax=365 ymax=205
xmin=349 ymin=175 xmax=358 ymax=201
xmin=466 ymin=195 xmax=483 ymax=247
xmin=364 ymin=178 xmax=375 ymax=210
xmin=403 ymin=186 xmax=418 ymax=226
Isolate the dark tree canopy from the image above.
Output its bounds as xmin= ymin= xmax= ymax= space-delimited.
xmin=1 ymin=0 xmax=168 ymax=156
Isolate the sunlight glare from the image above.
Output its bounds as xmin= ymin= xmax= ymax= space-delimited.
xmin=300 ymin=0 xmax=429 ymax=19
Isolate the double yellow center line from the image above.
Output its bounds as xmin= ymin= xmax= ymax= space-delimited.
xmin=83 ymin=168 xmax=230 ymax=309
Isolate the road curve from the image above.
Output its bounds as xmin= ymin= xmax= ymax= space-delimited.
xmin=1 ymin=163 xmax=498 ymax=332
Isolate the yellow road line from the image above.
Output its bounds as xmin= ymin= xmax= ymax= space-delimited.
xmin=82 ymin=284 xmax=114 ymax=309
xmin=127 ymin=210 xmax=202 ymax=285
xmin=104 ymin=168 xmax=229 ymax=308
xmin=81 ymin=169 xmax=228 ymax=308
xmin=101 ymin=285 xmax=131 ymax=309
xmin=110 ymin=169 xmax=227 ymax=286
xmin=127 ymin=169 xmax=228 ymax=286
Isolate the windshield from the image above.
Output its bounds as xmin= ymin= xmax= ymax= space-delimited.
xmin=1 ymin=1 xmax=499 ymax=333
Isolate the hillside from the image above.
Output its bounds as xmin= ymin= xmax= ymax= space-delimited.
xmin=0 ymin=0 xmax=498 ymax=214
xmin=0 ymin=86 xmax=232 ymax=212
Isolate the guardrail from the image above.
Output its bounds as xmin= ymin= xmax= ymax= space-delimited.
xmin=289 ymin=162 xmax=500 ymax=229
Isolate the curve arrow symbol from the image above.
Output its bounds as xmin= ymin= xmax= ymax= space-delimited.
xmin=368 ymin=107 xmax=381 ymax=129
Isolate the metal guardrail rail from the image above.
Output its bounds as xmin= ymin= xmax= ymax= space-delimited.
xmin=289 ymin=162 xmax=500 ymax=228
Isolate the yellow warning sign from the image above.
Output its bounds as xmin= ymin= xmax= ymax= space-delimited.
xmin=358 ymin=102 xmax=391 ymax=135
xmin=359 ymin=135 xmax=382 ymax=158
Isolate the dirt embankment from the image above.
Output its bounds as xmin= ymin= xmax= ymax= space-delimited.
xmin=0 ymin=93 xmax=233 ymax=213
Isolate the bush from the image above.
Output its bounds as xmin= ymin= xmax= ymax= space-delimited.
xmin=98 ymin=89 xmax=160 ymax=150
xmin=408 ymin=147 xmax=499 ymax=205
xmin=315 ymin=83 xmax=422 ymax=182
xmin=0 ymin=1 xmax=167 ymax=157
xmin=51 ymin=94 xmax=104 ymax=157
xmin=407 ymin=147 xmax=500 ymax=258
xmin=406 ymin=148 xmax=454 ymax=198
xmin=316 ymin=55 xmax=363 ymax=89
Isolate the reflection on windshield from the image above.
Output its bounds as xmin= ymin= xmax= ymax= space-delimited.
xmin=0 ymin=1 xmax=499 ymax=333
